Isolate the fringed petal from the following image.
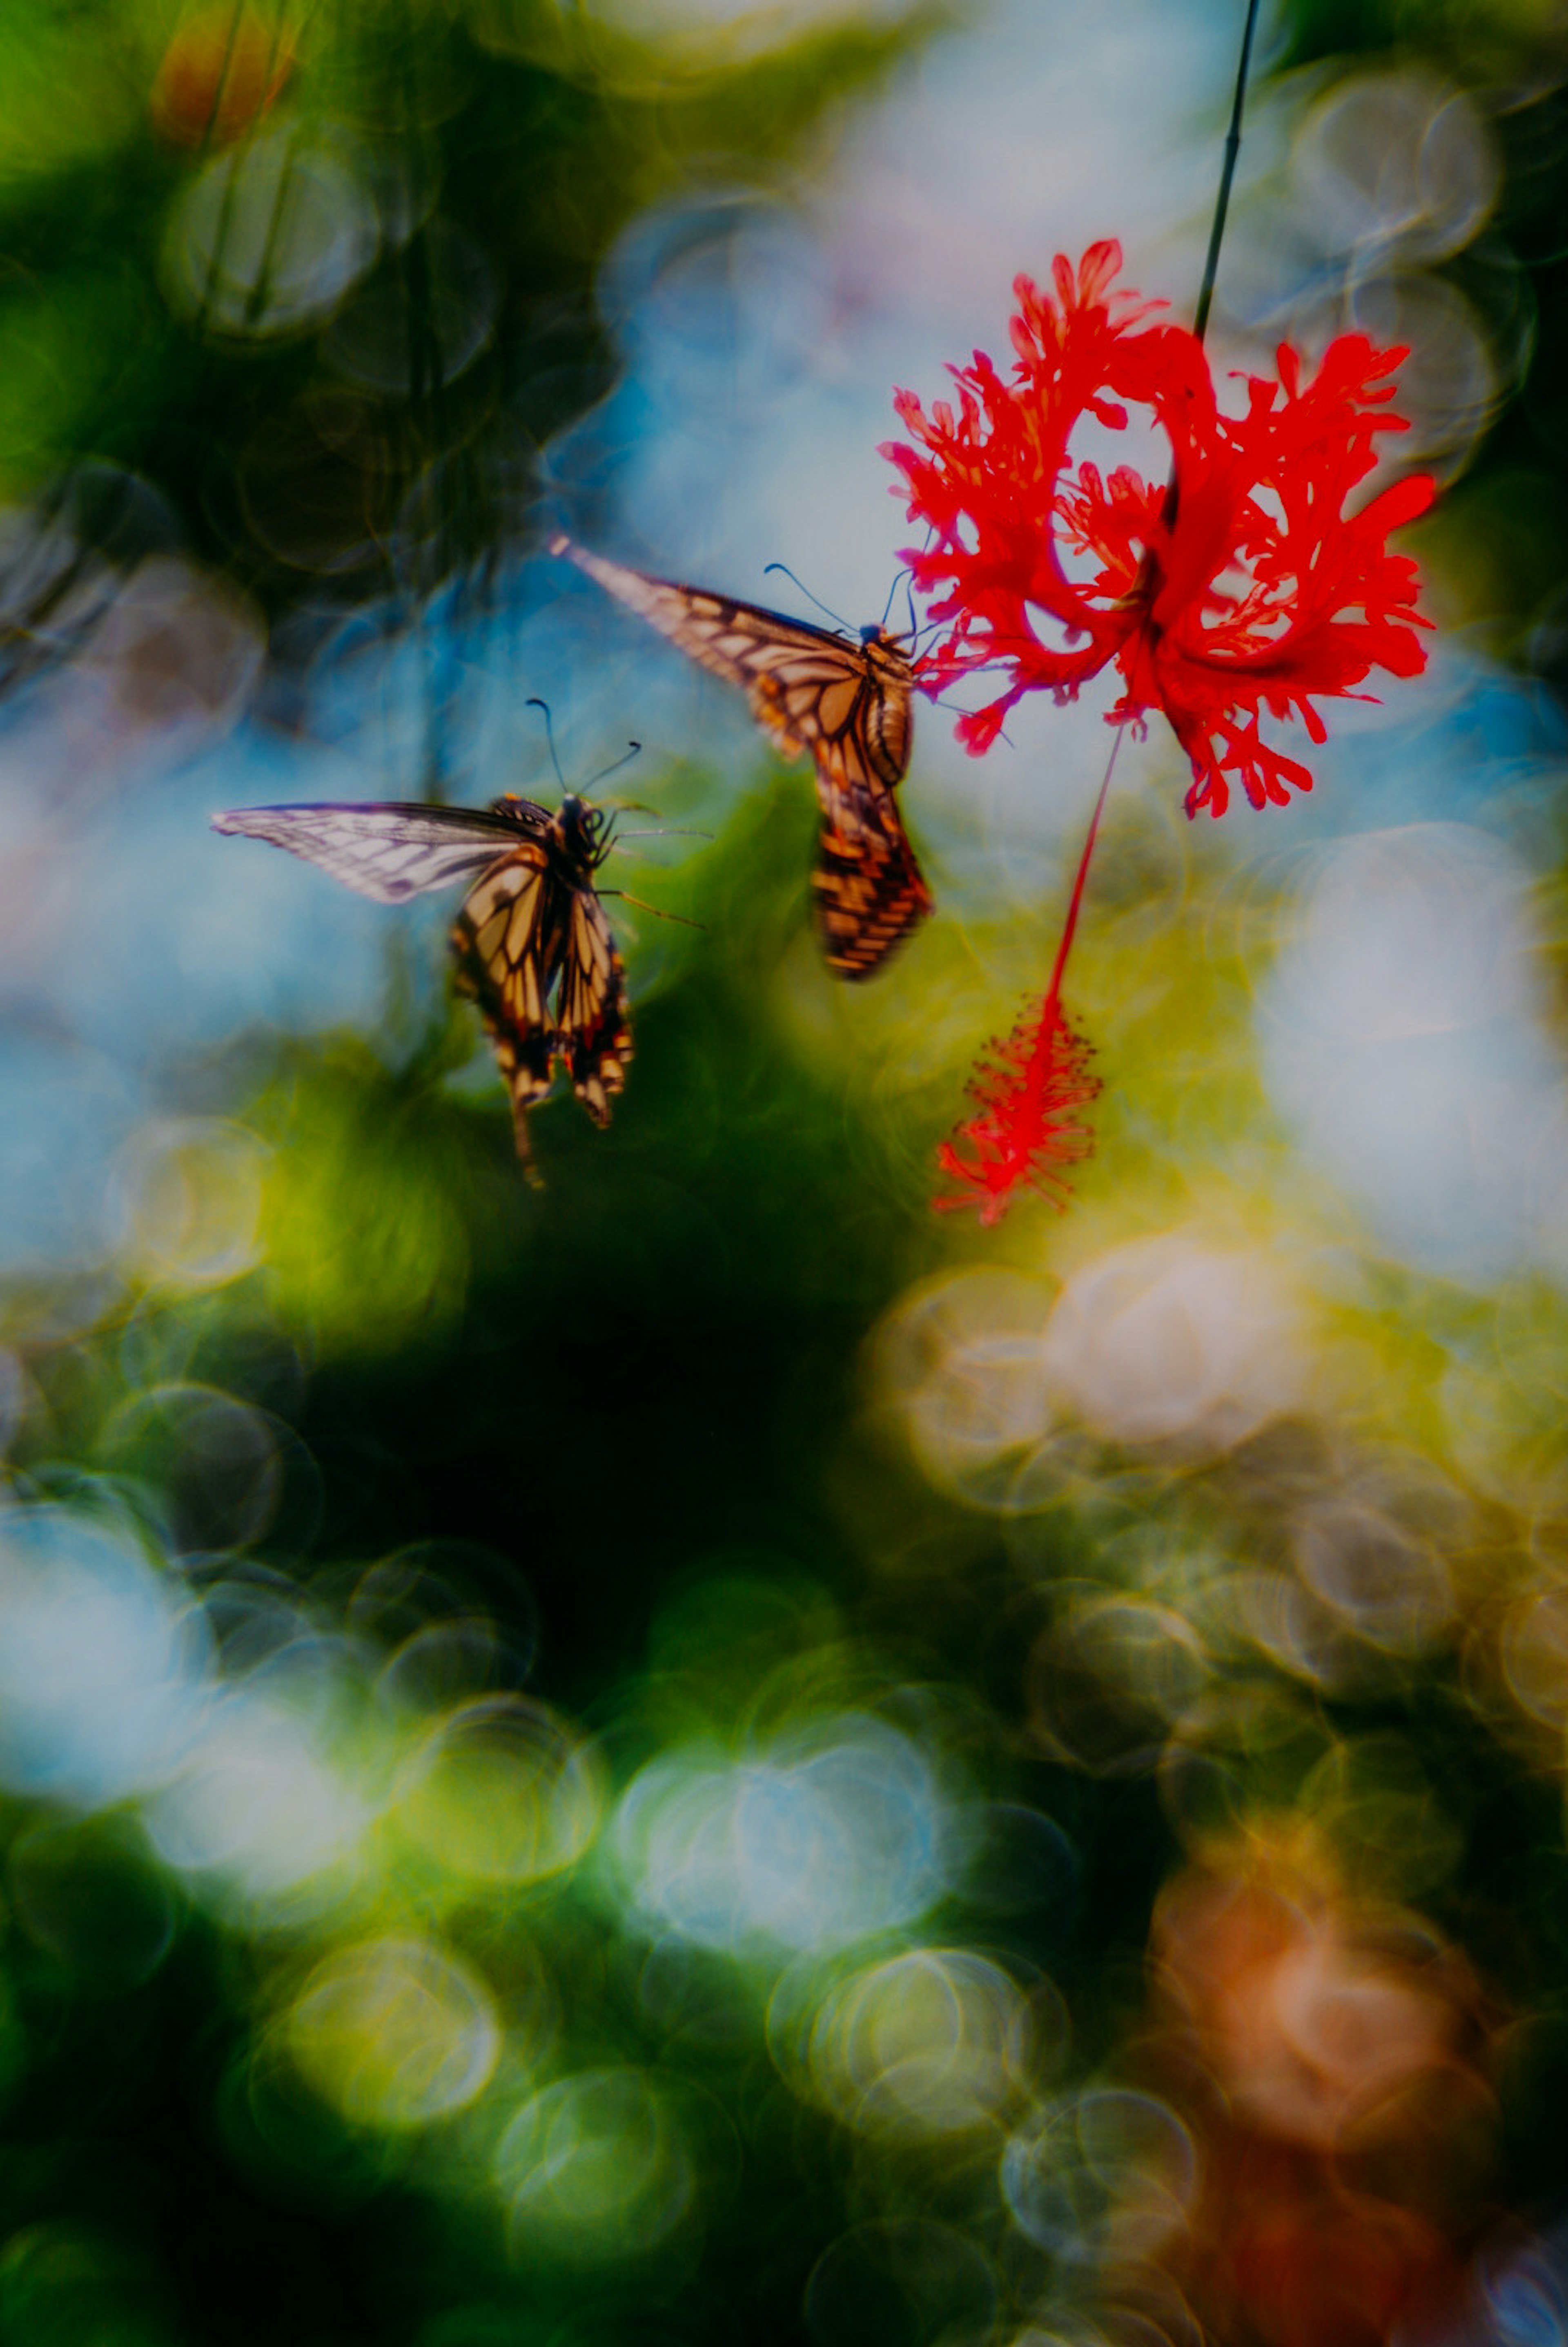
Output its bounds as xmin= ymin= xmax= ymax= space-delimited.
xmin=884 ymin=247 xmax=1436 ymax=814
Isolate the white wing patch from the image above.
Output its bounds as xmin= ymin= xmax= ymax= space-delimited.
xmin=212 ymin=803 xmax=523 ymax=905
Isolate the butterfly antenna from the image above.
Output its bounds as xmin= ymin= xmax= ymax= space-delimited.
xmin=599 ymin=890 xmax=706 ymax=930
xmin=525 ymin=697 xmax=569 ymax=795
xmin=763 ymin=563 xmax=853 ymax=633
xmin=881 ymin=565 xmax=912 ymax=631
xmin=587 ymin=741 xmax=644 ymax=794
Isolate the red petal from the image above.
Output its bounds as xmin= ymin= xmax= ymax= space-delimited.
xmin=883 ymin=252 xmax=1437 ymax=804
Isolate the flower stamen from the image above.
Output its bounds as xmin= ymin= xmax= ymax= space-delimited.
xmin=935 ymin=727 xmax=1122 ymax=1223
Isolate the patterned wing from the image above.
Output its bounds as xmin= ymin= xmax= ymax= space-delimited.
xmin=813 ymin=808 xmax=935 ymax=980
xmin=450 ymin=842 xmax=565 ymax=1165
xmin=553 ymin=534 xmax=930 ymax=978
xmin=555 ymin=885 xmax=632 ymax=1127
xmin=550 ymin=535 xmax=913 ymax=790
xmin=213 ymin=801 xmax=535 ymax=904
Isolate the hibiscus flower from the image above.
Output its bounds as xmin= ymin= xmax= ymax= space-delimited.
xmin=898 ymin=242 xmax=1437 ymax=1220
xmin=883 ymin=240 xmax=1436 ymax=818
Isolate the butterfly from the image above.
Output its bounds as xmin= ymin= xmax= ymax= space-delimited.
xmin=550 ymin=535 xmax=932 ymax=979
xmin=212 ymin=794 xmax=631 ymax=1171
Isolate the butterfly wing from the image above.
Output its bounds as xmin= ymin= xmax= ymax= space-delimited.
xmin=213 ymin=801 xmax=538 ymax=904
xmin=813 ymin=810 xmax=935 ymax=981
xmin=551 ymin=535 xmax=917 ymax=783
xmin=552 ymin=536 xmax=931 ymax=976
xmin=555 ymin=884 xmax=632 ymax=1128
xmin=450 ymin=842 xmax=566 ymax=1167
xmin=450 ymin=832 xmax=632 ymax=1164
xmin=217 ymin=796 xmax=629 ymax=1170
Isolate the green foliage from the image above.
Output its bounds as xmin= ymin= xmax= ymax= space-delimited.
xmin=0 ymin=0 xmax=938 ymax=630
xmin=4 ymin=7 xmax=1568 ymax=2347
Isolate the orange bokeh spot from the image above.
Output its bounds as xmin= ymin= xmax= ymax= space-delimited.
xmin=1153 ymin=1831 xmax=1483 ymax=2153
xmin=1147 ymin=1830 xmax=1497 ymax=2346
xmin=1218 ymin=2154 xmax=1462 ymax=2347
xmin=151 ymin=7 xmax=294 ymax=149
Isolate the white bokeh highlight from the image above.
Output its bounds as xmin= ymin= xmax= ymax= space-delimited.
xmin=1261 ymin=823 xmax=1568 ymax=1285
xmin=615 ymin=1713 xmax=949 ymax=1954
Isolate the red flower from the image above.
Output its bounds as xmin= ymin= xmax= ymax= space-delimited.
xmin=883 ymin=241 xmax=1436 ymax=817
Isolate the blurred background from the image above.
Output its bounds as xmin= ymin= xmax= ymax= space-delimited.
xmin=3 ymin=2 xmax=1568 ymax=2344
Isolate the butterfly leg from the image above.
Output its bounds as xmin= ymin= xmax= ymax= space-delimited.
xmin=510 ymin=1090 xmax=546 ymax=1187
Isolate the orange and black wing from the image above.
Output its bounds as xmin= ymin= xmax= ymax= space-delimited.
xmin=552 ymin=535 xmax=902 ymax=770
xmin=451 ymin=841 xmax=565 ymax=1167
xmin=553 ymin=536 xmax=931 ymax=975
xmin=813 ymin=812 xmax=935 ymax=981
xmin=451 ymin=841 xmax=632 ymax=1164
xmin=555 ymin=881 xmax=632 ymax=1129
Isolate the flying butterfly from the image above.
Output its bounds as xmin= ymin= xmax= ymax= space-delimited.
xmin=212 ymin=791 xmax=632 ymax=1173
xmin=550 ymin=535 xmax=932 ymax=979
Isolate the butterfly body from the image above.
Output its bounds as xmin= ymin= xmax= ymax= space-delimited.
xmin=551 ymin=535 xmax=931 ymax=978
xmin=213 ymin=791 xmax=630 ymax=1168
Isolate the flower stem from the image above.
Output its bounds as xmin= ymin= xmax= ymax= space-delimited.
xmin=1192 ymin=0 xmax=1263 ymax=346
xmin=932 ymin=728 xmax=1125 ymax=1219
xmin=1064 ymin=0 xmax=1258 ymax=917
xmin=1045 ymin=721 xmax=1124 ymax=1008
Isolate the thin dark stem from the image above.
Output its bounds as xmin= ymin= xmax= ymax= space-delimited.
xmin=1192 ymin=0 xmax=1263 ymax=346
xmin=1042 ymin=0 xmax=1257 ymax=979
xmin=199 ymin=0 xmax=249 ymax=156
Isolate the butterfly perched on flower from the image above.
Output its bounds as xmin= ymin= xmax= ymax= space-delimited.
xmin=550 ymin=535 xmax=932 ymax=978
xmin=212 ymin=794 xmax=631 ymax=1171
